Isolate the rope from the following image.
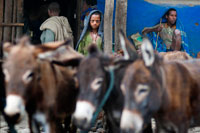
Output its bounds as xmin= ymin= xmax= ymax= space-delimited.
xmin=80 ymin=68 xmax=115 ymax=133
xmin=80 ymin=130 xmax=89 ymax=133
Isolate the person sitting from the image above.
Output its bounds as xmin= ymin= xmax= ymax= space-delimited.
xmin=40 ymin=2 xmax=73 ymax=46
xmin=76 ymin=10 xmax=103 ymax=55
xmin=142 ymin=8 xmax=191 ymax=55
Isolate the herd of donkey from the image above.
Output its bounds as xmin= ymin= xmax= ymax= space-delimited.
xmin=0 ymin=31 xmax=200 ymax=133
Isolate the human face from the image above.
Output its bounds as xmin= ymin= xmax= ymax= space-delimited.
xmin=166 ymin=10 xmax=177 ymax=26
xmin=82 ymin=1 xmax=89 ymax=12
xmin=90 ymin=14 xmax=101 ymax=31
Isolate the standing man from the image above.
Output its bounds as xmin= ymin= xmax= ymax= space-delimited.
xmin=40 ymin=2 xmax=73 ymax=46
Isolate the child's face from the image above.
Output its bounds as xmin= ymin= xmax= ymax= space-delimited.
xmin=90 ymin=14 xmax=101 ymax=30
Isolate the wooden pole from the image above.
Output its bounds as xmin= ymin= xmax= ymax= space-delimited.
xmin=75 ymin=0 xmax=83 ymax=49
xmin=3 ymin=0 xmax=13 ymax=41
xmin=155 ymin=18 xmax=162 ymax=50
xmin=0 ymin=0 xmax=4 ymax=42
xmin=104 ymin=0 xmax=114 ymax=54
xmin=16 ymin=0 xmax=23 ymax=39
xmin=0 ymin=23 xmax=24 ymax=27
xmin=12 ymin=0 xmax=17 ymax=42
xmin=114 ymin=0 xmax=127 ymax=52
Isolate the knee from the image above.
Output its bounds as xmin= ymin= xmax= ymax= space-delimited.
xmin=174 ymin=29 xmax=181 ymax=36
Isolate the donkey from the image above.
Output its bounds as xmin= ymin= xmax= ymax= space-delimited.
xmin=120 ymin=38 xmax=200 ymax=133
xmin=71 ymin=31 xmax=155 ymax=133
xmin=159 ymin=51 xmax=192 ymax=61
xmin=3 ymin=38 xmax=82 ymax=133
xmin=0 ymin=42 xmax=17 ymax=133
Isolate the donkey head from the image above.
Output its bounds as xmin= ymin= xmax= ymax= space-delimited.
xmin=3 ymin=37 xmax=80 ymax=122
xmin=120 ymin=38 xmax=164 ymax=133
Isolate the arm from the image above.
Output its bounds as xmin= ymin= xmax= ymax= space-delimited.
xmin=78 ymin=39 xmax=85 ymax=55
xmin=142 ymin=24 xmax=163 ymax=35
xmin=40 ymin=29 xmax=55 ymax=43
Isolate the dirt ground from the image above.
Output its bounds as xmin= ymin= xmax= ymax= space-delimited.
xmin=1 ymin=112 xmax=200 ymax=133
xmin=0 ymin=112 xmax=106 ymax=133
xmin=0 ymin=112 xmax=30 ymax=133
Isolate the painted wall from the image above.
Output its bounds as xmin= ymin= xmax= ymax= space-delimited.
xmin=97 ymin=0 xmax=200 ymax=57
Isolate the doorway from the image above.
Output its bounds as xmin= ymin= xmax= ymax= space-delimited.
xmin=24 ymin=0 xmax=77 ymax=44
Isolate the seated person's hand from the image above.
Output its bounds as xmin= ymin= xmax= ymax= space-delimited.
xmin=156 ymin=25 xmax=163 ymax=32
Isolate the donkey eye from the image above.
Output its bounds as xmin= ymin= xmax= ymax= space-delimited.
xmin=22 ymin=70 xmax=34 ymax=84
xmin=27 ymin=72 xmax=34 ymax=78
xmin=91 ymin=77 xmax=103 ymax=91
xmin=96 ymin=79 xmax=103 ymax=84
xmin=138 ymin=88 xmax=148 ymax=95
xmin=134 ymin=84 xmax=150 ymax=103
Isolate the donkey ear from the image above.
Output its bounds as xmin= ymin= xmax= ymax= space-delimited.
xmin=3 ymin=42 xmax=13 ymax=53
xmin=50 ymin=46 xmax=83 ymax=67
xmin=141 ymin=38 xmax=155 ymax=67
xmin=88 ymin=44 xmax=100 ymax=56
xmin=38 ymin=44 xmax=83 ymax=67
xmin=16 ymin=35 xmax=30 ymax=46
xmin=34 ymin=40 xmax=73 ymax=57
xmin=51 ymin=58 xmax=82 ymax=67
xmin=34 ymin=41 xmax=65 ymax=56
xmin=119 ymin=30 xmax=138 ymax=61
xmin=99 ymin=55 xmax=114 ymax=71
xmin=3 ymin=42 xmax=14 ymax=58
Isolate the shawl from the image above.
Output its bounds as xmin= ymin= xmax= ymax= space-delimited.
xmin=40 ymin=16 xmax=73 ymax=41
xmin=76 ymin=10 xmax=104 ymax=50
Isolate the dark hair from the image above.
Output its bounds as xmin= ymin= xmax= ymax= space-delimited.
xmin=163 ymin=8 xmax=176 ymax=18
xmin=91 ymin=12 xmax=101 ymax=20
xmin=85 ymin=0 xmax=97 ymax=6
xmin=157 ymin=8 xmax=177 ymax=24
xmin=48 ymin=2 xmax=60 ymax=13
